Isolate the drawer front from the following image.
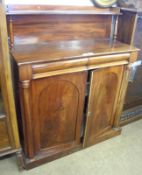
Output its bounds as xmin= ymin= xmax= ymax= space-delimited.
xmin=0 ymin=119 xmax=10 ymax=149
xmin=30 ymin=53 xmax=129 ymax=79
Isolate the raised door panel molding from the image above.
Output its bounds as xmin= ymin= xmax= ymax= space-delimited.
xmin=38 ymin=80 xmax=79 ymax=149
xmin=84 ymin=66 xmax=124 ymax=147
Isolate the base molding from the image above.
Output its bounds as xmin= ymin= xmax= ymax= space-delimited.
xmin=0 ymin=148 xmax=21 ymax=158
xmin=23 ymin=145 xmax=82 ymax=170
xmin=21 ymin=128 xmax=121 ymax=170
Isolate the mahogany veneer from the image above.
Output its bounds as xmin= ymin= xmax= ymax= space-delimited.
xmin=11 ymin=38 xmax=138 ymax=169
xmin=5 ymin=4 xmax=139 ymax=169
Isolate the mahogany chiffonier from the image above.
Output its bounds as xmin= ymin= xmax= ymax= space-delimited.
xmin=0 ymin=1 xmax=21 ymax=159
xmin=5 ymin=4 xmax=139 ymax=169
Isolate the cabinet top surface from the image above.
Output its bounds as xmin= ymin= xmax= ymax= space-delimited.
xmin=6 ymin=5 xmax=121 ymax=15
xmin=11 ymin=39 xmax=138 ymax=65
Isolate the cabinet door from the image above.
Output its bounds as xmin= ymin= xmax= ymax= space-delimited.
xmin=84 ymin=66 xmax=124 ymax=147
xmin=26 ymin=71 xmax=87 ymax=157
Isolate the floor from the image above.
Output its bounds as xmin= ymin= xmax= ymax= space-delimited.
xmin=0 ymin=120 xmax=142 ymax=175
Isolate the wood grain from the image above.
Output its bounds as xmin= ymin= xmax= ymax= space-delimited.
xmin=19 ymin=81 xmax=34 ymax=158
xmin=0 ymin=119 xmax=10 ymax=149
xmin=19 ymin=72 xmax=87 ymax=158
xmin=7 ymin=14 xmax=111 ymax=45
xmin=11 ymin=39 xmax=137 ymax=65
xmin=9 ymin=5 xmax=139 ymax=169
xmin=0 ymin=1 xmax=20 ymax=155
xmin=114 ymin=65 xmax=130 ymax=127
xmin=6 ymin=5 xmax=121 ymax=14
xmin=117 ymin=10 xmax=138 ymax=45
xmin=84 ymin=66 xmax=124 ymax=147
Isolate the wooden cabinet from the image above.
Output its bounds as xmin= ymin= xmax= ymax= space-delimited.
xmin=84 ymin=66 xmax=124 ymax=147
xmin=12 ymin=48 xmax=138 ymax=169
xmin=5 ymin=4 xmax=139 ymax=169
xmin=0 ymin=2 xmax=20 ymax=157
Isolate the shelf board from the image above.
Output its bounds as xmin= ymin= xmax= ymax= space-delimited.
xmin=6 ymin=10 xmax=121 ymax=16
xmin=6 ymin=5 xmax=121 ymax=16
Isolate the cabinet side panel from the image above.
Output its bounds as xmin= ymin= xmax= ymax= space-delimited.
xmin=117 ymin=11 xmax=137 ymax=45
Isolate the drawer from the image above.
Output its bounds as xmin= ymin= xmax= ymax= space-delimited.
xmin=0 ymin=118 xmax=10 ymax=149
xmin=32 ymin=53 xmax=130 ymax=74
xmin=30 ymin=53 xmax=130 ymax=79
